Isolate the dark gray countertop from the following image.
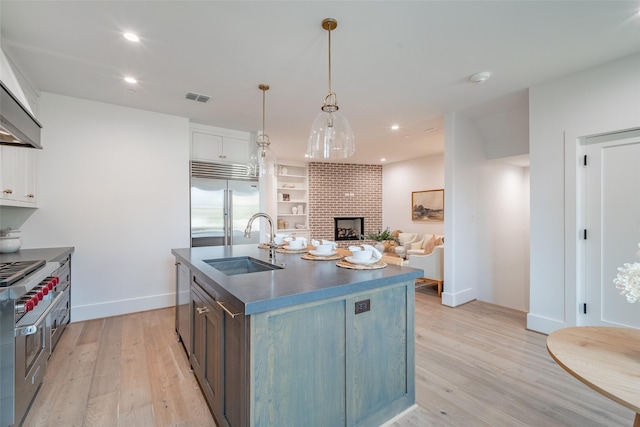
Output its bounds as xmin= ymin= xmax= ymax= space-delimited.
xmin=172 ymin=244 xmax=423 ymax=315
xmin=0 ymin=247 xmax=74 ymax=263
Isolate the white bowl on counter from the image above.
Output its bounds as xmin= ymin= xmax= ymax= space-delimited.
xmin=0 ymin=236 xmax=21 ymax=253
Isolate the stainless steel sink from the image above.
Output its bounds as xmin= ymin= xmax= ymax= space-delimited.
xmin=204 ymin=257 xmax=283 ymax=276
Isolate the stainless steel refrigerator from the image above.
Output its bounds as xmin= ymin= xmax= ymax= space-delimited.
xmin=190 ymin=162 xmax=260 ymax=247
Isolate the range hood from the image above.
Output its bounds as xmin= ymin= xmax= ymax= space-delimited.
xmin=0 ymin=80 xmax=42 ymax=149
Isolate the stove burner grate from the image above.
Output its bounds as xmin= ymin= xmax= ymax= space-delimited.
xmin=0 ymin=260 xmax=46 ymax=287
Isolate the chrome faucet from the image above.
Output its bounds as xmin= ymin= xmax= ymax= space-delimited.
xmin=245 ymin=212 xmax=277 ymax=261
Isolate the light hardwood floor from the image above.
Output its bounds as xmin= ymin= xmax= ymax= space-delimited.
xmin=23 ymin=286 xmax=635 ymax=426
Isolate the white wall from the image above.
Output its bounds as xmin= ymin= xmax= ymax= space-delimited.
xmin=477 ymin=162 xmax=530 ymax=311
xmin=443 ymin=113 xmax=483 ymax=307
xmin=528 ymin=52 xmax=640 ymax=333
xmin=18 ymin=93 xmax=190 ymax=321
xmin=444 ymin=111 xmax=531 ymax=311
xmin=382 ymin=154 xmax=444 ymax=236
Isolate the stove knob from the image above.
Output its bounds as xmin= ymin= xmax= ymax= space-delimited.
xmin=47 ymin=279 xmax=55 ymax=290
xmin=30 ymin=295 xmax=39 ymax=307
xmin=36 ymin=290 xmax=44 ymax=301
xmin=26 ymin=299 xmax=35 ymax=312
xmin=42 ymin=286 xmax=49 ymax=296
xmin=54 ymin=276 xmax=59 ymax=286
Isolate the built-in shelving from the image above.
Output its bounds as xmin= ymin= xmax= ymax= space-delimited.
xmin=276 ymin=162 xmax=309 ymax=239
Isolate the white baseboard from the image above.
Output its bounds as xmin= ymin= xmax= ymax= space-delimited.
xmin=71 ymin=292 xmax=175 ymax=322
xmin=380 ymin=404 xmax=419 ymax=426
xmin=526 ymin=313 xmax=566 ymax=335
xmin=441 ymin=287 xmax=476 ymax=307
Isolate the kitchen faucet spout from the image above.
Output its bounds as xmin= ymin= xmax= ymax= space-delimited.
xmin=245 ymin=213 xmax=277 ymax=260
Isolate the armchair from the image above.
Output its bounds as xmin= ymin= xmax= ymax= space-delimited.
xmin=408 ymin=245 xmax=444 ymax=296
xmin=393 ymin=233 xmax=419 ymax=258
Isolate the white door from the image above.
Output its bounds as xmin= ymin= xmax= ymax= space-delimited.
xmin=582 ymin=130 xmax=640 ymax=327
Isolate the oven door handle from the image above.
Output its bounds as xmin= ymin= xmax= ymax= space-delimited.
xmin=15 ymin=292 xmax=65 ymax=337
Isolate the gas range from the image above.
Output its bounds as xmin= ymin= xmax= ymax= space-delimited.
xmin=0 ymin=258 xmax=70 ymax=427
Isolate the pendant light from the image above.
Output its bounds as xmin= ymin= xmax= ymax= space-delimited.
xmin=247 ymin=84 xmax=278 ymax=177
xmin=306 ymin=18 xmax=355 ymax=160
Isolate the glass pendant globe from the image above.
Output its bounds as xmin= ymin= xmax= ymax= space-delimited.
xmin=247 ymin=141 xmax=278 ymax=177
xmin=306 ymin=110 xmax=355 ymax=159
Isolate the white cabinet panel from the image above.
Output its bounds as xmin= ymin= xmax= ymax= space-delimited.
xmin=190 ymin=125 xmax=250 ymax=164
xmin=0 ymin=146 xmax=37 ymax=207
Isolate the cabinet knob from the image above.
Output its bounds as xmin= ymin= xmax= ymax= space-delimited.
xmin=26 ymin=194 xmax=35 ymax=198
xmin=196 ymin=306 xmax=209 ymax=315
xmin=3 ymin=189 xmax=13 ymax=194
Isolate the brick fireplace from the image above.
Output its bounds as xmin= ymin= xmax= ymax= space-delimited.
xmin=308 ymin=163 xmax=382 ymax=246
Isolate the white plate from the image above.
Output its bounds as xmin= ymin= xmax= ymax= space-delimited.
xmin=309 ymin=250 xmax=337 ymax=257
xmin=345 ymin=256 xmax=380 ymax=265
xmin=283 ymin=245 xmax=305 ymax=251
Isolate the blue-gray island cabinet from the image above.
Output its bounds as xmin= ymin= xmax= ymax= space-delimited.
xmin=172 ymin=244 xmax=423 ymax=427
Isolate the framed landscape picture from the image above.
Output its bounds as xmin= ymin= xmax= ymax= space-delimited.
xmin=412 ymin=189 xmax=444 ymax=221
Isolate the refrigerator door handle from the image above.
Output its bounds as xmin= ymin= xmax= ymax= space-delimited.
xmin=228 ymin=189 xmax=234 ymax=245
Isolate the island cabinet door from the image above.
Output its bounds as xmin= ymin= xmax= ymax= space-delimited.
xmin=249 ymin=281 xmax=415 ymax=427
xmin=191 ymin=283 xmax=224 ymax=417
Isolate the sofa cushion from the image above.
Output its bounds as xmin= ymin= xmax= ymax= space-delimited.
xmin=410 ymin=237 xmax=425 ymax=250
xmin=397 ymin=232 xmax=417 ymax=245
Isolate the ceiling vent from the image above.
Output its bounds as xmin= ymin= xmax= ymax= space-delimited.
xmin=185 ymin=92 xmax=210 ymax=103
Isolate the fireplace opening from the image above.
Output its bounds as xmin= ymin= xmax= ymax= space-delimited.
xmin=334 ymin=217 xmax=364 ymax=241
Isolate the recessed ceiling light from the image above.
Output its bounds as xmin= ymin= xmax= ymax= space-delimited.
xmin=124 ymin=76 xmax=137 ymax=84
xmin=124 ymin=32 xmax=140 ymax=42
xmin=380 ymin=158 xmax=386 ymax=162
xmin=391 ymin=125 xmax=399 ymax=131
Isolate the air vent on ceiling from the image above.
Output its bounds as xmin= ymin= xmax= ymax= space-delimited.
xmin=185 ymin=92 xmax=210 ymax=103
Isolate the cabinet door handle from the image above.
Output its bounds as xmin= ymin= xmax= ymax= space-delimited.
xmin=3 ymin=189 xmax=13 ymax=194
xmin=26 ymin=194 xmax=35 ymax=198
xmin=216 ymin=300 xmax=243 ymax=318
xmin=196 ymin=307 xmax=209 ymax=315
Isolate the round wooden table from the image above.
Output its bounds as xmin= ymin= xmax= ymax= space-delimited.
xmin=547 ymin=326 xmax=640 ymax=426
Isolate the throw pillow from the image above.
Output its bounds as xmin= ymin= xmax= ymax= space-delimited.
xmin=423 ymin=234 xmax=437 ymax=255
xmin=382 ymin=240 xmax=397 ymax=252
xmin=435 ymin=235 xmax=444 ymax=246
xmin=410 ymin=237 xmax=424 ymax=250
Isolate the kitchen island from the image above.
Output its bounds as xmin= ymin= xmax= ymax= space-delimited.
xmin=172 ymin=244 xmax=422 ymax=427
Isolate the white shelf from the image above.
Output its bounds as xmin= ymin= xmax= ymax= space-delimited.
xmin=277 ymin=161 xmax=309 ymax=234
xmin=278 ymin=173 xmax=306 ymax=179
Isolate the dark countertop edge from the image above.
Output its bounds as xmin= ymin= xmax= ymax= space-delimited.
xmin=0 ymin=247 xmax=75 ymax=263
xmin=243 ymin=271 xmax=422 ymax=315
xmin=172 ymin=246 xmax=423 ymax=315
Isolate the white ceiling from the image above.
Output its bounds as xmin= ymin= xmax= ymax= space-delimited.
xmin=2 ymin=1 xmax=639 ymax=165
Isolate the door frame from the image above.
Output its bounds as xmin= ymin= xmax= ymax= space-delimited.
xmin=567 ymin=127 xmax=640 ymax=327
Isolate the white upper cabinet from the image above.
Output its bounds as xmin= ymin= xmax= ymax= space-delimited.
xmin=190 ymin=124 xmax=250 ymax=164
xmin=0 ymin=146 xmax=38 ymax=207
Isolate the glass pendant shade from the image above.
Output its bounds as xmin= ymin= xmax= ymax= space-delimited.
xmin=307 ymin=18 xmax=355 ymax=160
xmin=307 ymin=109 xmax=355 ymax=159
xmin=247 ymin=84 xmax=277 ymax=177
xmin=247 ymin=135 xmax=277 ymax=177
